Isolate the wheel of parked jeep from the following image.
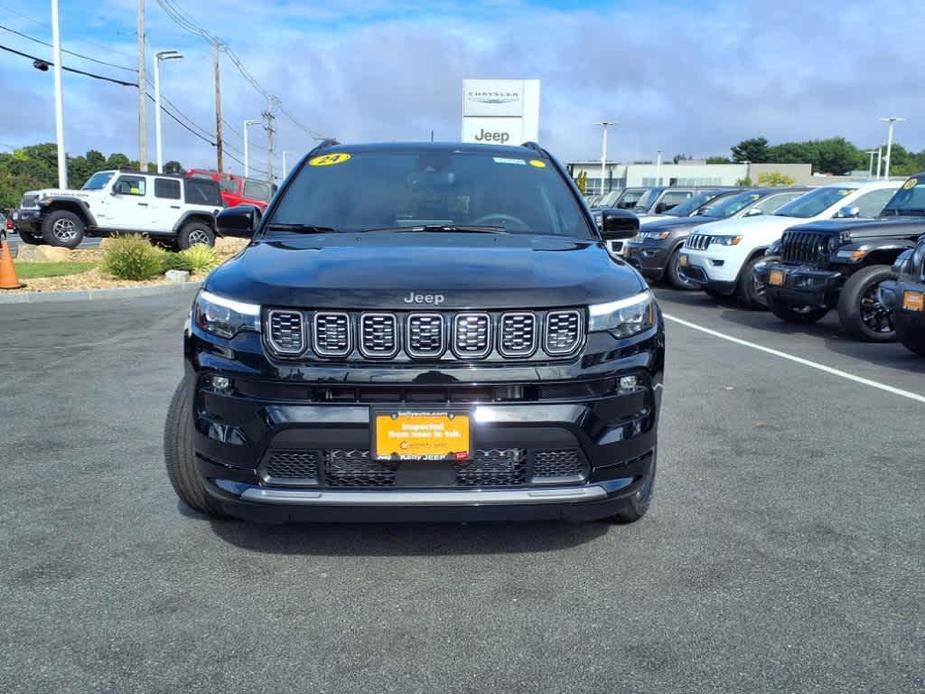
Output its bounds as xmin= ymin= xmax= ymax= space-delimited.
xmin=739 ymin=255 xmax=773 ymax=309
xmin=41 ymin=209 xmax=85 ymax=248
xmin=604 ymin=455 xmax=656 ymax=524
xmin=896 ymin=320 xmax=925 ymax=357
xmin=164 ymin=375 xmax=228 ymax=519
xmin=666 ymin=247 xmax=698 ymax=290
xmin=766 ymin=293 xmax=829 ymax=324
xmin=176 ymin=221 xmax=215 ymax=250
xmin=16 ymin=229 xmax=42 ymax=245
xmin=837 ymin=265 xmax=897 ymax=342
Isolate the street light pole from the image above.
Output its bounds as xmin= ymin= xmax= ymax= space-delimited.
xmin=865 ymin=150 xmax=878 ymax=179
xmin=879 ymin=117 xmax=905 ymax=179
xmin=596 ymin=121 xmax=615 ymax=195
xmin=50 ymin=0 xmax=66 ymax=189
xmin=154 ymin=50 xmax=183 ymax=174
xmin=281 ymin=151 xmax=288 ymax=178
xmin=655 ymin=150 xmax=663 ymax=187
xmin=243 ymin=119 xmax=260 ymax=177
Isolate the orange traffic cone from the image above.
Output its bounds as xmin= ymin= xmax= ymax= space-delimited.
xmin=0 ymin=232 xmax=25 ymax=290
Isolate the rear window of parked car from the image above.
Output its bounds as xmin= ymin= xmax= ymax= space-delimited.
xmin=244 ymin=179 xmax=272 ymax=202
xmin=184 ymin=178 xmax=222 ymax=206
xmin=154 ymin=178 xmax=181 ymax=200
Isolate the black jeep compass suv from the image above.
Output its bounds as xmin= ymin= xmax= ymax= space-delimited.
xmin=164 ymin=141 xmax=664 ymax=523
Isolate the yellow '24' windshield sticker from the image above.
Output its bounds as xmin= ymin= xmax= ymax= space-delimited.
xmin=309 ymin=153 xmax=351 ymax=167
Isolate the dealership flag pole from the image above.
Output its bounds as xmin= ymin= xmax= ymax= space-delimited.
xmin=50 ymin=0 xmax=67 ymax=189
xmin=596 ymin=121 xmax=614 ymax=196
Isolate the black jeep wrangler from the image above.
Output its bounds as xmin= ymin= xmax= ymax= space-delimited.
xmin=878 ymin=234 xmax=925 ymax=357
xmin=759 ymin=173 xmax=925 ymax=342
xmin=164 ymin=141 xmax=664 ymax=524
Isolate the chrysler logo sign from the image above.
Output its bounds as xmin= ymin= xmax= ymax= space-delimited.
xmin=466 ymin=89 xmax=521 ymax=105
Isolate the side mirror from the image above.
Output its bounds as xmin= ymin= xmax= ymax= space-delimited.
xmin=654 ymin=202 xmax=670 ymax=214
xmin=744 ymin=207 xmax=763 ymax=217
xmin=836 ymin=205 xmax=860 ymax=219
xmin=216 ymin=205 xmax=260 ymax=238
xmin=599 ymin=208 xmax=639 ymax=240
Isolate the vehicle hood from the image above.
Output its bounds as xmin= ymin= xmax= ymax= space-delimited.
xmin=782 ymin=216 xmax=925 ymax=239
xmin=639 ymin=216 xmax=715 ymax=233
xmin=205 ymin=233 xmax=647 ymax=310
xmin=23 ymin=188 xmax=95 ymax=201
xmin=691 ymin=214 xmax=812 ymax=237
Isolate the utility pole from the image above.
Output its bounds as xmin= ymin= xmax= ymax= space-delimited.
xmin=50 ymin=0 xmax=67 ymax=189
xmin=879 ymin=116 xmax=905 ymax=180
xmin=214 ymin=41 xmax=224 ymax=173
xmin=264 ymin=98 xmax=276 ymax=183
xmin=137 ymin=0 xmax=147 ymax=172
xmin=655 ymin=149 xmax=663 ymax=187
xmin=595 ymin=121 xmax=614 ymax=195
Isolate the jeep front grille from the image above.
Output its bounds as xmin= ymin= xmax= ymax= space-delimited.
xmin=264 ymin=309 xmax=586 ymax=361
xmin=20 ymin=194 xmax=38 ymax=208
xmin=544 ymin=310 xmax=582 ymax=355
xmin=314 ymin=312 xmax=351 ymax=356
xmin=780 ymin=230 xmax=831 ymax=267
xmin=267 ymin=310 xmax=305 ymax=355
xmin=359 ymin=313 xmax=398 ymax=358
xmin=406 ymin=313 xmax=445 ymax=358
xmin=453 ymin=313 xmax=491 ymax=358
xmin=686 ymin=233 xmax=712 ymax=250
xmin=499 ymin=312 xmax=537 ymax=357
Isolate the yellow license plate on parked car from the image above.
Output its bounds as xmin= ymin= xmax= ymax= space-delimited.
xmin=679 ymin=254 xmax=689 ymax=267
xmin=373 ymin=411 xmax=471 ymax=461
xmin=769 ymin=270 xmax=785 ymax=286
xmin=902 ymin=291 xmax=924 ymax=312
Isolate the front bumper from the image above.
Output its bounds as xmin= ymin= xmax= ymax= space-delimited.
xmin=676 ymin=250 xmax=739 ymax=295
xmin=11 ymin=208 xmax=40 ymax=233
xmin=187 ymin=325 xmax=663 ymax=523
xmin=757 ymin=262 xmax=843 ymax=309
xmin=624 ymin=241 xmax=672 ymax=280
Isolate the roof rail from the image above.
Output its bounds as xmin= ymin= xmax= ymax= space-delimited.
xmin=520 ymin=141 xmax=547 ymax=157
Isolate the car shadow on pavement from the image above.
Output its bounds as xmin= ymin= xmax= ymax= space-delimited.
xmin=204 ymin=514 xmax=610 ymax=556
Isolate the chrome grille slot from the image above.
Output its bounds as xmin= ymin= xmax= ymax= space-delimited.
xmin=499 ymin=312 xmax=537 ymax=357
xmin=544 ymin=310 xmax=582 ymax=355
xmin=406 ymin=313 xmax=445 ymax=358
xmin=313 ymin=312 xmax=351 ymax=357
xmin=359 ymin=313 xmax=398 ymax=358
xmin=453 ymin=313 xmax=491 ymax=358
xmin=267 ymin=310 xmax=305 ymax=355
xmin=687 ymin=233 xmax=711 ymax=251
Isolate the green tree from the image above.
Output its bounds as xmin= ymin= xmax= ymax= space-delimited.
xmin=706 ymin=156 xmax=732 ymax=164
xmin=164 ymin=160 xmax=184 ymax=175
xmin=757 ymin=172 xmax=796 ymax=186
xmin=731 ymin=137 xmax=769 ymax=163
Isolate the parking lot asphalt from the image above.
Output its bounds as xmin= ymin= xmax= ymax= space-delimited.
xmin=1 ymin=287 xmax=922 ymax=694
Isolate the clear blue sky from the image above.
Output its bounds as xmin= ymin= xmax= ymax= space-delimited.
xmin=0 ymin=0 xmax=921 ymax=174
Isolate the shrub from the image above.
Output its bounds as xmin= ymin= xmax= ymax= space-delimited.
xmin=162 ymin=251 xmax=193 ymax=272
xmin=100 ymin=235 xmax=165 ymax=280
xmin=178 ymin=243 xmax=219 ymax=273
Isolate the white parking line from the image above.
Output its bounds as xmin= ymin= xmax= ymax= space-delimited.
xmin=663 ymin=313 xmax=925 ymax=405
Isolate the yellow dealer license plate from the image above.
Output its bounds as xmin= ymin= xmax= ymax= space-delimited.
xmin=902 ymin=290 xmax=924 ymax=312
xmin=769 ymin=270 xmax=785 ymax=286
xmin=679 ymin=254 xmax=689 ymax=267
xmin=373 ymin=411 xmax=471 ymax=462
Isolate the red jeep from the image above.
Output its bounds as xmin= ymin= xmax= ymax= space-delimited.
xmin=186 ymin=170 xmax=276 ymax=211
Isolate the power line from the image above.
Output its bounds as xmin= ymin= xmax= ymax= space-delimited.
xmin=0 ymin=43 xmax=136 ymax=85
xmin=0 ymin=22 xmax=137 ymax=72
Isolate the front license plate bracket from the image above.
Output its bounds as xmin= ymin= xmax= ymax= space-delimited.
xmin=372 ymin=409 xmax=472 ymax=462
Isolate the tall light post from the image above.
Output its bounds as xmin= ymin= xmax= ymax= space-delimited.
xmin=243 ymin=119 xmax=261 ymax=177
xmin=281 ymin=151 xmax=288 ymax=179
xmin=596 ymin=121 xmax=615 ymax=196
xmin=50 ymin=0 xmax=66 ymax=189
xmin=154 ymin=50 xmax=183 ymax=174
xmin=879 ymin=116 xmax=905 ymax=179
xmin=655 ymin=149 xmax=663 ymax=186
xmin=865 ymin=149 xmax=878 ymax=179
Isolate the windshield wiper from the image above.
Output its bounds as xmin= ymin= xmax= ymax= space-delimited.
xmin=265 ymin=223 xmax=339 ymax=233
xmin=360 ymin=224 xmax=509 ymax=234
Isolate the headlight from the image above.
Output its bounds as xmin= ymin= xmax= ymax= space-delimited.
xmin=713 ymin=235 xmax=743 ymax=246
xmin=766 ymin=240 xmax=781 ymax=256
xmin=828 ymin=236 xmax=841 ymax=252
xmin=193 ymin=290 xmax=261 ymax=338
xmin=656 ymin=231 xmax=671 ymax=240
xmin=589 ymin=291 xmax=656 ymax=338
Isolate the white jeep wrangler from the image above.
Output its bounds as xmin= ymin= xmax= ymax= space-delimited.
xmin=12 ymin=170 xmax=224 ymax=249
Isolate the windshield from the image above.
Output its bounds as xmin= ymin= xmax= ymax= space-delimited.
xmin=81 ymin=171 xmax=114 ymax=191
xmin=631 ymin=189 xmax=660 ymax=211
xmin=773 ymin=187 xmax=853 ymax=218
xmin=665 ymin=191 xmax=718 ymax=217
xmin=882 ymin=177 xmax=925 ymax=217
xmin=616 ymin=188 xmax=647 ymax=209
xmin=702 ymin=191 xmax=763 ymax=218
xmin=268 ymin=149 xmax=594 ymax=238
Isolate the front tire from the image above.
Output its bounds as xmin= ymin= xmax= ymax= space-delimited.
xmin=767 ymin=293 xmax=828 ymax=324
xmin=41 ymin=209 xmax=85 ymax=248
xmin=739 ymin=255 xmax=772 ymax=309
xmin=604 ymin=456 xmax=655 ymax=524
xmin=176 ymin=221 xmax=215 ymax=250
xmin=666 ymin=247 xmax=698 ymax=290
xmin=164 ymin=375 xmax=228 ymax=518
xmin=837 ymin=265 xmax=896 ymax=342
xmin=17 ymin=229 xmax=42 ymax=245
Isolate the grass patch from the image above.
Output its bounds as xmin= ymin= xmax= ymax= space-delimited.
xmin=14 ymin=261 xmax=97 ymax=279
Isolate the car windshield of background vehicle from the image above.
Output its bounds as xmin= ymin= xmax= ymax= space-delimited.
xmin=269 ymin=150 xmax=595 ymax=238
xmin=882 ymin=179 xmax=925 ymax=216
xmin=700 ymin=191 xmax=761 ymax=218
xmin=81 ymin=171 xmax=114 ymax=190
xmin=666 ymin=191 xmax=717 ymax=217
xmin=632 ymin=189 xmax=659 ymax=210
xmin=617 ymin=189 xmax=645 ymax=207
xmin=773 ymin=187 xmax=853 ymax=218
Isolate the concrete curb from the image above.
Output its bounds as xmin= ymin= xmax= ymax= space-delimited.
xmin=0 ymin=280 xmax=202 ymax=304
